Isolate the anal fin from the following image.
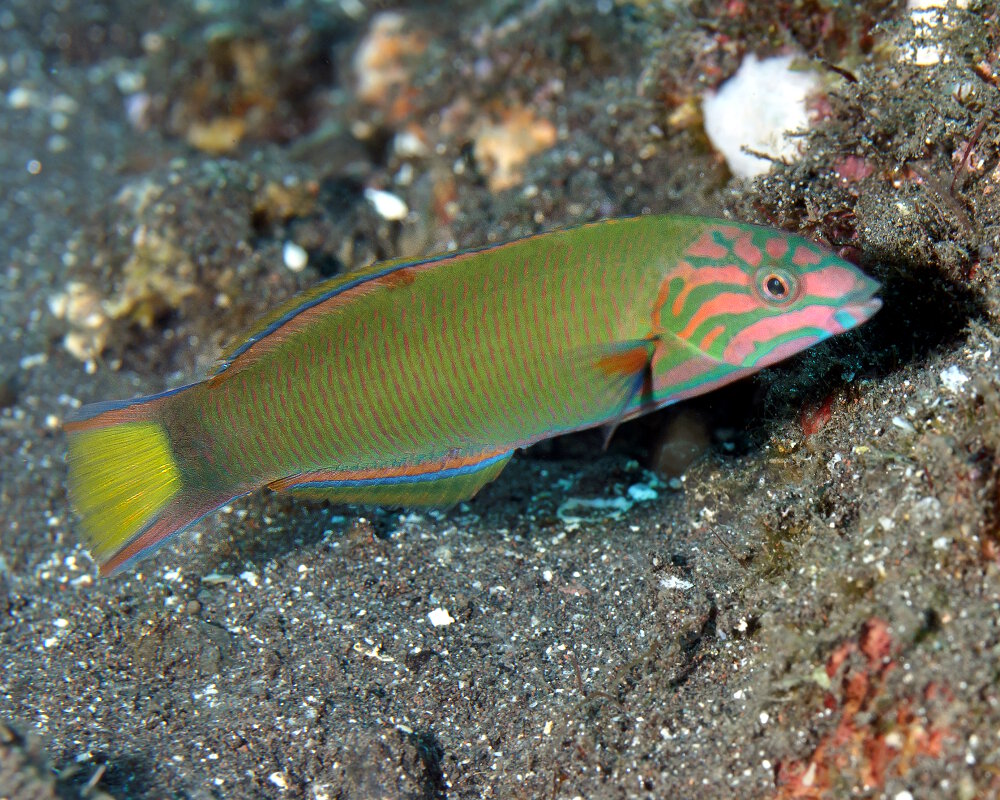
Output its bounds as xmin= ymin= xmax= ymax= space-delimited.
xmin=268 ymin=448 xmax=514 ymax=507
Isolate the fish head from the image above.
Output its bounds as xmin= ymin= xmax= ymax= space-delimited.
xmin=661 ymin=223 xmax=881 ymax=370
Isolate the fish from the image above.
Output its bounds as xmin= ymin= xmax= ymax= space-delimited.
xmin=64 ymin=215 xmax=881 ymax=576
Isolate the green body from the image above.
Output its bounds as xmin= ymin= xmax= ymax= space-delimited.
xmin=172 ymin=216 xmax=693 ymax=491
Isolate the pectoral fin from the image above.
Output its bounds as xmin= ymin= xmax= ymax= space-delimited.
xmin=593 ymin=337 xmax=658 ymax=449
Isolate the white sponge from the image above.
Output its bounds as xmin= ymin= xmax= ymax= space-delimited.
xmin=702 ymin=54 xmax=819 ymax=179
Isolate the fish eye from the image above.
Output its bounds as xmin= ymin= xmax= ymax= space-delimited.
xmin=765 ymin=275 xmax=788 ymax=298
xmin=754 ymin=268 xmax=798 ymax=305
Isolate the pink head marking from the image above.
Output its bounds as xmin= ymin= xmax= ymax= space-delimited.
xmin=765 ymin=236 xmax=789 ymax=260
xmin=732 ymin=234 xmax=763 ymax=267
xmin=722 ymin=305 xmax=835 ymax=365
xmin=802 ymin=265 xmax=864 ymax=300
xmin=792 ymin=245 xmax=822 ymax=267
xmin=685 ymin=232 xmax=729 ymax=260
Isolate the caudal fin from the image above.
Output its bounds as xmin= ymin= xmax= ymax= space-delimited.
xmin=64 ymin=385 xmax=224 ymax=576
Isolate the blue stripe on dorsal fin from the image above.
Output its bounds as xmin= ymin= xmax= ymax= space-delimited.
xmin=213 ymin=254 xmax=420 ymax=376
xmin=66 ymin=382 xmax=200 ymax=425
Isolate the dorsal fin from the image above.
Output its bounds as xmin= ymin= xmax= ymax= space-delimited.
xmin=211 ymin=218 xmax=657 ymax=382
xmin=212 ymin=252 xmax=442 ymax=380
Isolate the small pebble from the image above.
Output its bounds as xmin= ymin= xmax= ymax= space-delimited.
xmin=364 ymin=187 xmax=409 ymax=221
xmin=240 ymin=570 xmax=259 ymax=587
xmin=7 ymin=86 xmax=34 ymax=108
xmin=394 ymin=130 xmax=428 ymax=157
xmin=428 ymin=607 xmax=454 ymax=627
xmin=282 ymin=241 xmax=308 ymax=272
xmin=939 ymin=365 xmax=969 ymax=393
xmin=891 ymin=415 xmax=915 ymax=433
xmin=268 ymin=772 xmax=288 ymax=789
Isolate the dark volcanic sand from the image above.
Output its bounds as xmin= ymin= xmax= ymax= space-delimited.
xmin=2 ymin=1 xmax=1000 ymax=798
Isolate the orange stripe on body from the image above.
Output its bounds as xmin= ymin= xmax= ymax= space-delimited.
xmin=698 ymin=324 xmax=727 ymax=351
xmin=677 ymin=292 xmax=760 ymax=341
xmin=669 ymin=263 xmax=750 ymax=317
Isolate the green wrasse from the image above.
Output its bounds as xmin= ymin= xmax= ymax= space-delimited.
xmin=65 ymin=215 xmax=881 ymax=575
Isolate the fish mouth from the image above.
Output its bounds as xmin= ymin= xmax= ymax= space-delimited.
xmin=833 ymin=284 xmax=882 ymax=331
xmin=841 ymin=296 xmax=882 ymax=323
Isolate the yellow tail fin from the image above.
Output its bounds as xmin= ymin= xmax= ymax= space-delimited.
xmin=66 ymin=420 xmax=182 ymax=572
